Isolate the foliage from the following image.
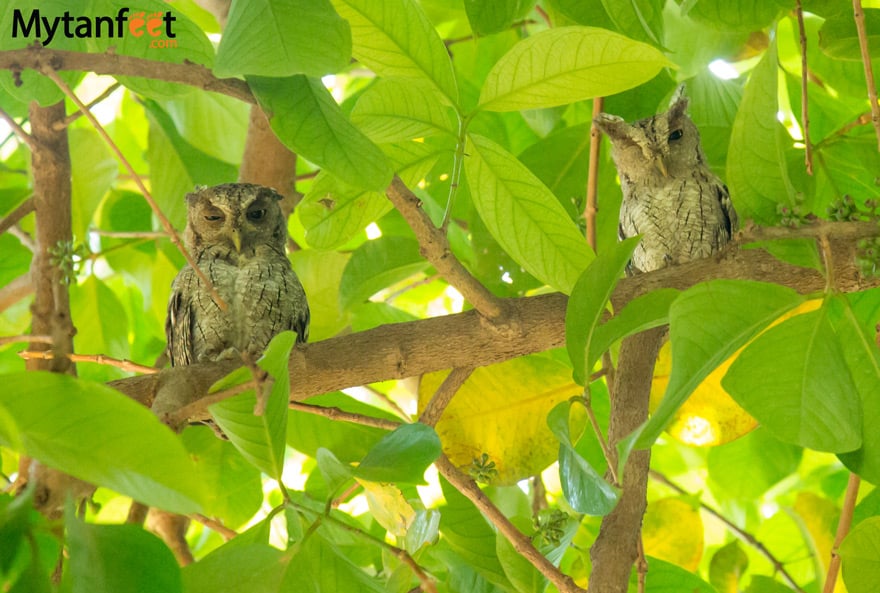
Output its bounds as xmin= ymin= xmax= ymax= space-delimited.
xmin=1 ymin=0 xmax=880 ymax=592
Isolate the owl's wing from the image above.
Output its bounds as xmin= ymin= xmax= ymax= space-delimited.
xmin=165 ymin=269 xmax=196 ymax=366
xmin=291 ymin=306 xmax=310 ymax=344
xmin=717 ymin=183 xmax=738 ymax=237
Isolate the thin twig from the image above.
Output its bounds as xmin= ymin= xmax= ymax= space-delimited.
xmin=172 ymin=379 xmax=258 ymax=425
xmin=291 ymin=501 xmax=438 ymax=593
xmin=18 ymin=350 xmax=158 ymax=374
xmin=418 ymin=367 xmax=473 ymax=426
xmin=823 ymin=473 xmax=860 ymax=593
xmin=386 ymin=176 xmax=508 ymax=321
xmin=0 ymin=197 xmax=35 ymax=235
xmin=576 ymin=393 xmax=619 ymax=486
xmin=42 ymin=66 xmax=229 ymax=312
xmin=190 ymin=513 xmax=239 ymax=541
xmin=289 ymin=401 xmax=401 ymax=431
xmin=796 ymin=0 xmax=813 ymax=175
xmin=435 ymin=455 xmax=585 ymax=593
xmin=853 ymin=0 xmax=880 ymax=151
xmin=56 ymin=82 xmax=122 ymax=129
xmin=586 ymin=97 xmax=604 ymax=251
xmin=362 ymin=385 xmax=411 ymax=420
xmin=650 ymin=470 xmax=806 ymax=593
xmin=0 ymin=107 xmax=37 ymax=151
xmin=1 ymin=334 xmax=51 ymax=347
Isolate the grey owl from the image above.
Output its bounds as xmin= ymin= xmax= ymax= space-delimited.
xmin=594 ymin=85 xmax=737 ymax=274
xmin=166 ymin=183 xmax=309 ymax=367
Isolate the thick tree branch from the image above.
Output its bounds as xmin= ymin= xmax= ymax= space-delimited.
xmin=106 ymin=221 xmax=880 ymax=418
xmin=0 ymin=47 xmax=253 ymax=104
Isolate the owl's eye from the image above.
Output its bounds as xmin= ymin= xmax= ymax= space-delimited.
xmin=668 ymin=129 xmax=684 ymax=141
xmin=247 ymin=208 xmax=267 ymax=221
xmin=204 ymin=214 xmax=223 ymax=222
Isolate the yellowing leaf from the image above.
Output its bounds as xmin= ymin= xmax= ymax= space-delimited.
xmin=651 ymin=300 xmax=822 ymax=446
xmin=794 ymin=492 xmax=845 ymax=593
xmin=642 ymin=498 xmax=704 ymax=571
xmin=418 ymin=356 xmax=581 ymax=486
xmin=359 ymin=480 xmax=415 ymax=538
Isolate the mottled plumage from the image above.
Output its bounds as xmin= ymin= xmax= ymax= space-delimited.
xmin=166 ymin=183 xmax=309 ymax=367
xmin=594 ymin=85 xmax=737 ymax=274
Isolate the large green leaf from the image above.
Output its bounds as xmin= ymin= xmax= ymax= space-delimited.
xmin=478 ymin=26 xmax=673 ymax=112
xmin=819 ymin=9 xmax=880 ymax=60
xmin=830 ymin=292 xmax=880 ymax=481
xmin=565 ymin=237 xmax=639 ymax=385
xmin=726 ymin=39 xmax=793 ymax=224
xmin=338 ymin=236 xmax=428 ymax=310
xmin=0 ymin=372 xmax=205 ymax=514
xmin=601 ymin=0 xmax=664 ymax=46
xmin=64 ymin=512 xmax=182 ymax=593
xmin=249 ymin=74 xmax=392 ymax=192
xmin=215 ymin=0 xmax=350 ymax=77
xmin=70 ymin=276 xmax=130 ymax=382
xmin=70 ymin=128 xmax=117 ymax=242
xmin=210 ymin=331 xmax=298 ymax=479
xmin=465 ymin=133 xmax=593 ymax=294
xmin=464 ymin=0 xmax=536 ymax=36
xmin=722 ymin=305 xmax=862 ymax=453
xmin=548 ymin=401 xmax=619 ymax=516
xmin=354 ymin=423 xmax=441 ymax=484
xmin=840 ymin=517 xmax=880 ymax=593
xmin=590 ymin=289 xmax=680 ymax=364
xmin=686 ymin=0 xmax=791 ymax=32
xmin=707 ymin=427 xmax=802 ymax=500
xmin=182 ymin=543 xmax=285 ymax=593
xmin=351 ymin=79 xmax=457 ymax=143
xmin=330 ymin=0 xmax=459 ymax=106
xmin=643 ymin=557 xmax=716 ymax=592
xmin=638 ymin=281 xmax=804 ymax=447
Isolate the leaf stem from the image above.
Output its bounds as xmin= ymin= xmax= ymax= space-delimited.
xmin=442 ymin=112 xmax=471 ymax=231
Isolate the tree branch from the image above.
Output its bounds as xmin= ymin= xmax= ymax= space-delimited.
xmin=386 ymin=176 xmax=509 ymax=321
xmin=0 ymin=47 xmax=253 ymax=104
xmin=106 ymin=221 xmax=880 ymax=416
xmin=0 ymin=197 xmax=35 ymax=236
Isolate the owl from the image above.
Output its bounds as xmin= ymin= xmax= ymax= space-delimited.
xmin=166 ymin=183 xmax=309 ymax=367
xmin=594 ymin=85 xmax=737 ymax=274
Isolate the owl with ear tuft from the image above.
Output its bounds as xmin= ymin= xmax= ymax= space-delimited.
xmin=166 ymin=183 xmax=309 ymax=368
xmin=594 ymin=84 xmax=738 ymax=274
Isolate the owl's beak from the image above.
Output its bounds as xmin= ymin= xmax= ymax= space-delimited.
xmin=231 ymin=229 xmax=242 ymax=253
xmin=653 ymin=157 xmax=668 ymax=177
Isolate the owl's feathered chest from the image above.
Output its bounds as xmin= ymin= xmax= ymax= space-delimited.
xmin=618 ymin=169 xmax=734 ymax=273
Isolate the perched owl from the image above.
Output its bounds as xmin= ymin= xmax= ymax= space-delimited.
xmin=166 ymin=183 xmax=309 ymax=367
xmin=594 ymin=85 xmax=737 ymax=274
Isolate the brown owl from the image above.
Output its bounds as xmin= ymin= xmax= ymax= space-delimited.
xmin=166 ymin=183 xmax=309 ymax=367
xmin=594 ymin=85 xmax=737 ymax=274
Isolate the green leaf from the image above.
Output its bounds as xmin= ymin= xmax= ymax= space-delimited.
xmin=299 ymin=141 xmax=442 ymax=249
xmin=355 ymin=423 xmax=441 ymax=484
xmin=405 ymin=508 xmax=440 ymax=553
xmin=840 ymin=517 xmax=880 ymax=593
xmin=744 ymin=575 xmax=795 ymax=593
xmin=464 ymin=0 xmax=536 ymax=36
xmin=496 ymin=524 xmax=545 ymax=593
xmin=465 ymin=134 xmax=593 ymax=294
xmin=249 ymin=74 xmax=392 ymax=191
xmin=210 ymin=331 xmax=298 ymax=478
xmin=819 ymin=9 xmax=880 ymax=60
xmin=316 ymin=447 xmax=355 ymax=493
xmin=330 ymin=0 xmax=459 ymax=106
xmin=351 ymin=79 xmax=457 ymax=143
xmin=439 ymin=477 xmax=512 ymax=589
xmin=180 ymin=427 xmax=262 ymax=527
xmin=280 ymin=531 xmax=385 ymax=592
xmin=547 ymin=401 xmax=619 ymax=516
xmin=685 ymin=0 xmax=790 ymax=32
xmin=709 ymin=540 xmax=749 ymax=593
xmin=722 ymin=306 xmax=862 ymax=452
xmin=600 ymin=0 xmax=665 ymax=47
xmin=707 ymin=428 xmax=802 ymax=500
xmin=70 ymin=128 xmax=117 ymax=241
xmin=182 ymin=543 xmax=285 ymax=593
xmin=478 ymin=26 xmax=673 ymax=112
xmin=638 ymin=280 xmax=804 ymax=447
xmin=726 ymin=38 xmax=793 ymax=224
xmin=160 ymin=92 xmax=250 ymax=164
xmin=64 ymin=512 xmax=182 ymax=593
xmin=0 ymin=372 xmax=204 ymax=514
xmin=743 ymin=238 xmax=823 ymax=272
xmin=565 ymin=237 xmax=639 ymax=385
xmin=338 ymin=236 xmax=428 ymax=310
xmin=643 ymin=556 xmax=716 ymax=592
xmin=591 ymin=289 xmax=680 ymax=363
xmin=215 ymin=0 xmax=351 ymax=77
xmin=836 ymin=291 xmax=880 ymax=483
xmin=70 ymin=276 xmax=130 ymax=382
